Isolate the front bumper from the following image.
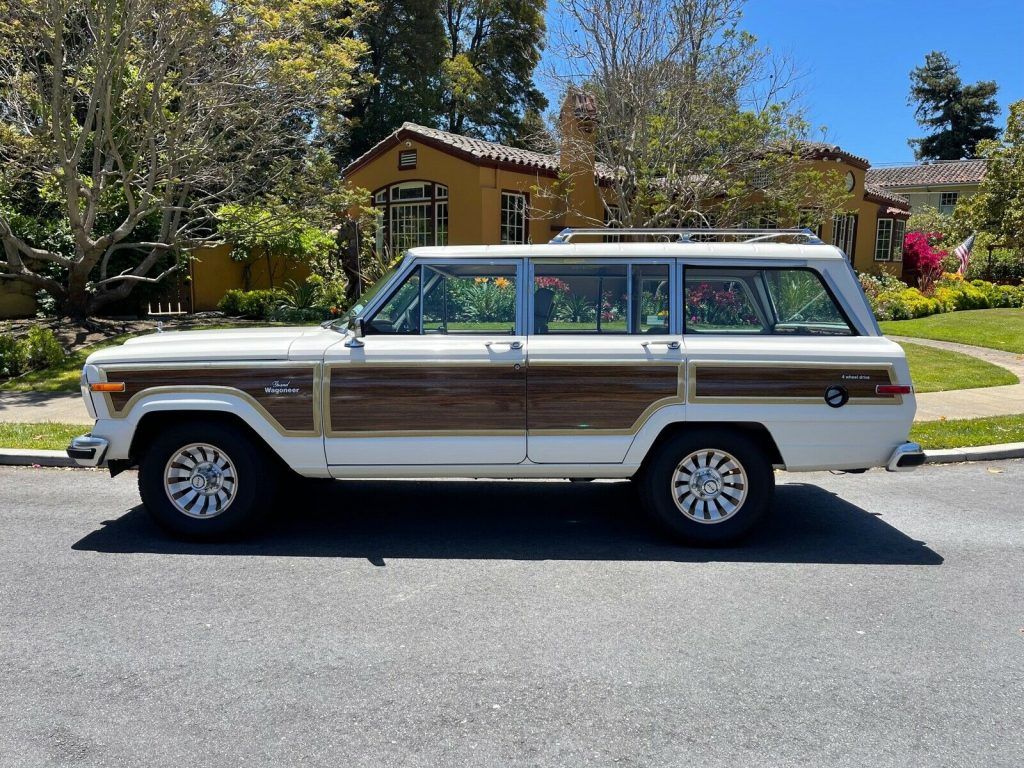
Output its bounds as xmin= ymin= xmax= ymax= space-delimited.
xmin=66 ymin=434 xmax=109 ymax=467
xmin=886 ymin=441 xmax=926 ymax=472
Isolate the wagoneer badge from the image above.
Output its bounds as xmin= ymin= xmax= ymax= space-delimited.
xmin=265 ymin=380 xmax=300 ymax=395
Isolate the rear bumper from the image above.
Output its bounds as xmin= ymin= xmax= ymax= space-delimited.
xmin=886 ymin=441 xmax=925 ymax=472
xmin=66 ymin=435 xmax=109 ymax=467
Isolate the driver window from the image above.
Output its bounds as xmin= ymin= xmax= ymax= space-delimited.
xmin=422 ymin=265 xmax=517 ymax=334
xmin=364 ymin=264 xmax=518 ymax=335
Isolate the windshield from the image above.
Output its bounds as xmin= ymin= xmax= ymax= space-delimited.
xmin=325 ymin=261 xmax=404 ymax=332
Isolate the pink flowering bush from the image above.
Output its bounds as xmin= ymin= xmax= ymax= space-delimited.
xmin=902 ymin=231 xmax=947 ymax=292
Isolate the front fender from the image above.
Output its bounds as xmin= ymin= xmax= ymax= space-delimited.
xmin=91 ymin=392 xmax=329 ymax=477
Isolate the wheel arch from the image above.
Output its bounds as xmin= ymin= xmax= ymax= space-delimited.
xmin=631 ymin=420 xmax=785 ymax=471
xmin=130 ymin=410 xmax=286 ymax=468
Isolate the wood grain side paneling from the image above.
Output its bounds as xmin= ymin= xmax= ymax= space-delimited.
xmin=329 ymin=364 xmax=526 ymax=433
xmin=527 ymin=365 xmax=681 ymax=431
xmin=106 ymin=366 xmax=317 ymax=432
xmin=693 ymin=365 xmax=893 ymax=400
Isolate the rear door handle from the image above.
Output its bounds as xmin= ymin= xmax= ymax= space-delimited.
xmin=485 ymin=340 xmax=523 ymax=350
xmin=641 ymin=340 xmax=680 ymax=350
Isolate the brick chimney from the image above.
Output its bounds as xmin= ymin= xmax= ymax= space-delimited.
xmin=558 ymin=88 xmax=602 ymax=226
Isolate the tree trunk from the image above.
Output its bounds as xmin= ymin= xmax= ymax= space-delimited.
xmin=63 ymin=264 xmax=93 ymax=321
xmin=338 ymin=222 xmax=362 ymax=302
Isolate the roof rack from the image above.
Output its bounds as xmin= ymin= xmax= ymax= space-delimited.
xmin=548 ymin=227 xmax=824 ymax=245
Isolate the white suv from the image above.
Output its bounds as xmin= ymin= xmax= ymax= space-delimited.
xmin=68 ymin=228 xmax=923 ymax=543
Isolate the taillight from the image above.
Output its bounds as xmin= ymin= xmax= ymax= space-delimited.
xmin=876 ymin=384 xmax=912 ymax=396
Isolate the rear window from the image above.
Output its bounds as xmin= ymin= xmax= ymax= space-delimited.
xmin=684 ymin=267 xmax=854 ymax=336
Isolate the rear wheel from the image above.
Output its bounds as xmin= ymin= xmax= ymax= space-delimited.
xmin=639 ymin=428 xmax=774 ymax=545
xmin=138 ymin=421 xmax=278 ymax=540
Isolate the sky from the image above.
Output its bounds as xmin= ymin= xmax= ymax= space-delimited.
xmin=541 ymin=0 xmax=1024 ymax=166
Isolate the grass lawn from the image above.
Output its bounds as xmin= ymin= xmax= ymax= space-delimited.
xmin=910 ymin=414 xmax=1024 ymax=450
xmin=899 ymin=342 xmax=1018 ymax=393
xmin=0 ymin=422 xmax=84 ymax=450
xmin=0 ymin=322 xmax=289 ymax=394
xmin=0 ymin=333 xmax=135 ymax=393
xmin=880 ymin=309 xmax=1024 ymax=354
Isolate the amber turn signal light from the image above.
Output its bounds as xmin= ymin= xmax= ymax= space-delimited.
xmin=90 ymin=382 xmax=126 ymax=393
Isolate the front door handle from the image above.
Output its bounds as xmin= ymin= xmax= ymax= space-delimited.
xmin=641 ymin=340 xmax=680 ymax=350
xmin=485 ymin=340 xmax=523 ymax=350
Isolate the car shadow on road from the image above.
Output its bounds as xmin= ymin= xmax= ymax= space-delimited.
xmin=72 ymin=479 xmax=942 ymax=566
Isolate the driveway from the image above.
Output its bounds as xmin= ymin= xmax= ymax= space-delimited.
xmin=1 ymin=463 xmax=1021 ymax=767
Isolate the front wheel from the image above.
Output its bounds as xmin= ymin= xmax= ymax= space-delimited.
xmin=138 ymin=421 xmax=278 ymax=540
xmin=639 ymin=428 xmax=774 ymax=545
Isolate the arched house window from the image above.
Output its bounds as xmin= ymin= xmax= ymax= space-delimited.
xmin=373 ymin=181 xmax=449 ymax=256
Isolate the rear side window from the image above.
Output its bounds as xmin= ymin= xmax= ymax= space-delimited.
xmin=533 ymin=264 xmax=628 ymax=334
xmin=532 ymin=262 xmax=671 ymax=334
xmin=684 ymin=267 xmax=853 ymax=336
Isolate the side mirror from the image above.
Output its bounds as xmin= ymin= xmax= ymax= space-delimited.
xmin=345 ymin=317 xmax=366 ymax=348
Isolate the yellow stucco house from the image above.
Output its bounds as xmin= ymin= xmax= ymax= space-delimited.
xmin=342 ymin=110 xmax=910 ymax=277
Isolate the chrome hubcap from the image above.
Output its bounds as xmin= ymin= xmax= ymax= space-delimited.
xmin=671 ymin=449 xmax=748 ymax=524
xmin=164 ymin=443 xmax=237 ymax=518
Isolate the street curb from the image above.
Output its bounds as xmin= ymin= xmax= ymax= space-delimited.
xmin=0 ymin=448 xmax=78 ymax=468
xmin=923 ymin=442 xmax=1024 ymax=464
xmin=2 ymin=443 xmax=1023 ymax=470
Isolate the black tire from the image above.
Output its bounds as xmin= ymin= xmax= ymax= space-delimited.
xmin=638 ymin=428 xmax=774 ymax=545
xmin=137 ymin=420 xmax=278 ymax=540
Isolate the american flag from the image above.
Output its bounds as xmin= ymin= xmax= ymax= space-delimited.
xmin=954 ymin=234 xmax=976 ymax=275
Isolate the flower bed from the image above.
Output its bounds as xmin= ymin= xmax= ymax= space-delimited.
xmin=860 ymin=272 xmax=1024 ymax=322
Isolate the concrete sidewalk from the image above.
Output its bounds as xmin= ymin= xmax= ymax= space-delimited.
xmin=0 ymin=391 xmax=92 ymax=425
xmin=889 ymin=335 xmax=1024 ymax=422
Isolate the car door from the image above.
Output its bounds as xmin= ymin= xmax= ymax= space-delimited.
xmin=323 ymin=258 xmax=527 ymax=468
xmin=526 ymin=259 xmax=684 ymax=463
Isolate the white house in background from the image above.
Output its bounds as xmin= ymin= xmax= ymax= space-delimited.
xmin=866 ymin=159 xmax=988 ymax=215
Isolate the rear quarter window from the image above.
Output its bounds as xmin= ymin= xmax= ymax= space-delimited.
xmin=684 ymin=266 xmax=853 ymax=336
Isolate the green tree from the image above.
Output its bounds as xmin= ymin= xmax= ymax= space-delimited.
xmin=908 ymin=51 xmax=1000 ymax=161
xmin=0 ymin=0 xmax=371 ymax=318
xmin=953 ymin=100 xmax=1024 ymax=253
xmin=344 ymin=0 xmax=446 ymax=161
xmin=440 ymin=0 xmax=548 ymax=146
xmin=907 ymin=205 xmax=952 ymax=242
xmin=549 ymin=0 xmax=849 ymax=228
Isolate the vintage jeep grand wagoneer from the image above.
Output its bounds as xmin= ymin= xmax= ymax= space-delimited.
xmin=69 ymin=228 xmax=924 ymax=543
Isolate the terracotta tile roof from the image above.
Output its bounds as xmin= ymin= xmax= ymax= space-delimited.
xmin=397 ymin=122 xmax=562 ymax=173
xmin=864 ymin=183 xmax=911 ymax=210
xmin=796 ymin=141 xmax=871 ymax=170
xmin=344 ymin=122 xmax=616 ymax=182
xmin=865 ymin=159 xmax=988 ymax=188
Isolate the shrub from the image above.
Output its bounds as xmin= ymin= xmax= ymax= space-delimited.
xmin=217 ymin=289 xmax=284 ymax=319
xmin=858 ymin=272 xmax=907 ymax=302
xmin=872 ymin=288 xmax=944 ymax=321
xmin=965 ymin=250 xmax=1024 ymax=283
xmin=307 ymin=274 xmax=350 ymax=317
xmin=22 ymin=327 xmax=65 ymax=369
xmin=0 ymin=334 xmax=28 ymax=378
xmin=903 ymin=231 xmax=947 ymax=292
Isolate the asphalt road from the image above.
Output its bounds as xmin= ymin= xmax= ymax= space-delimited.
xmin=1 ymin=462 xmax=1022 ymax=767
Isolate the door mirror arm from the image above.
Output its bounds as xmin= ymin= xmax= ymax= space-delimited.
xmin=345 ymin=317 xmax=366 ymax=348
